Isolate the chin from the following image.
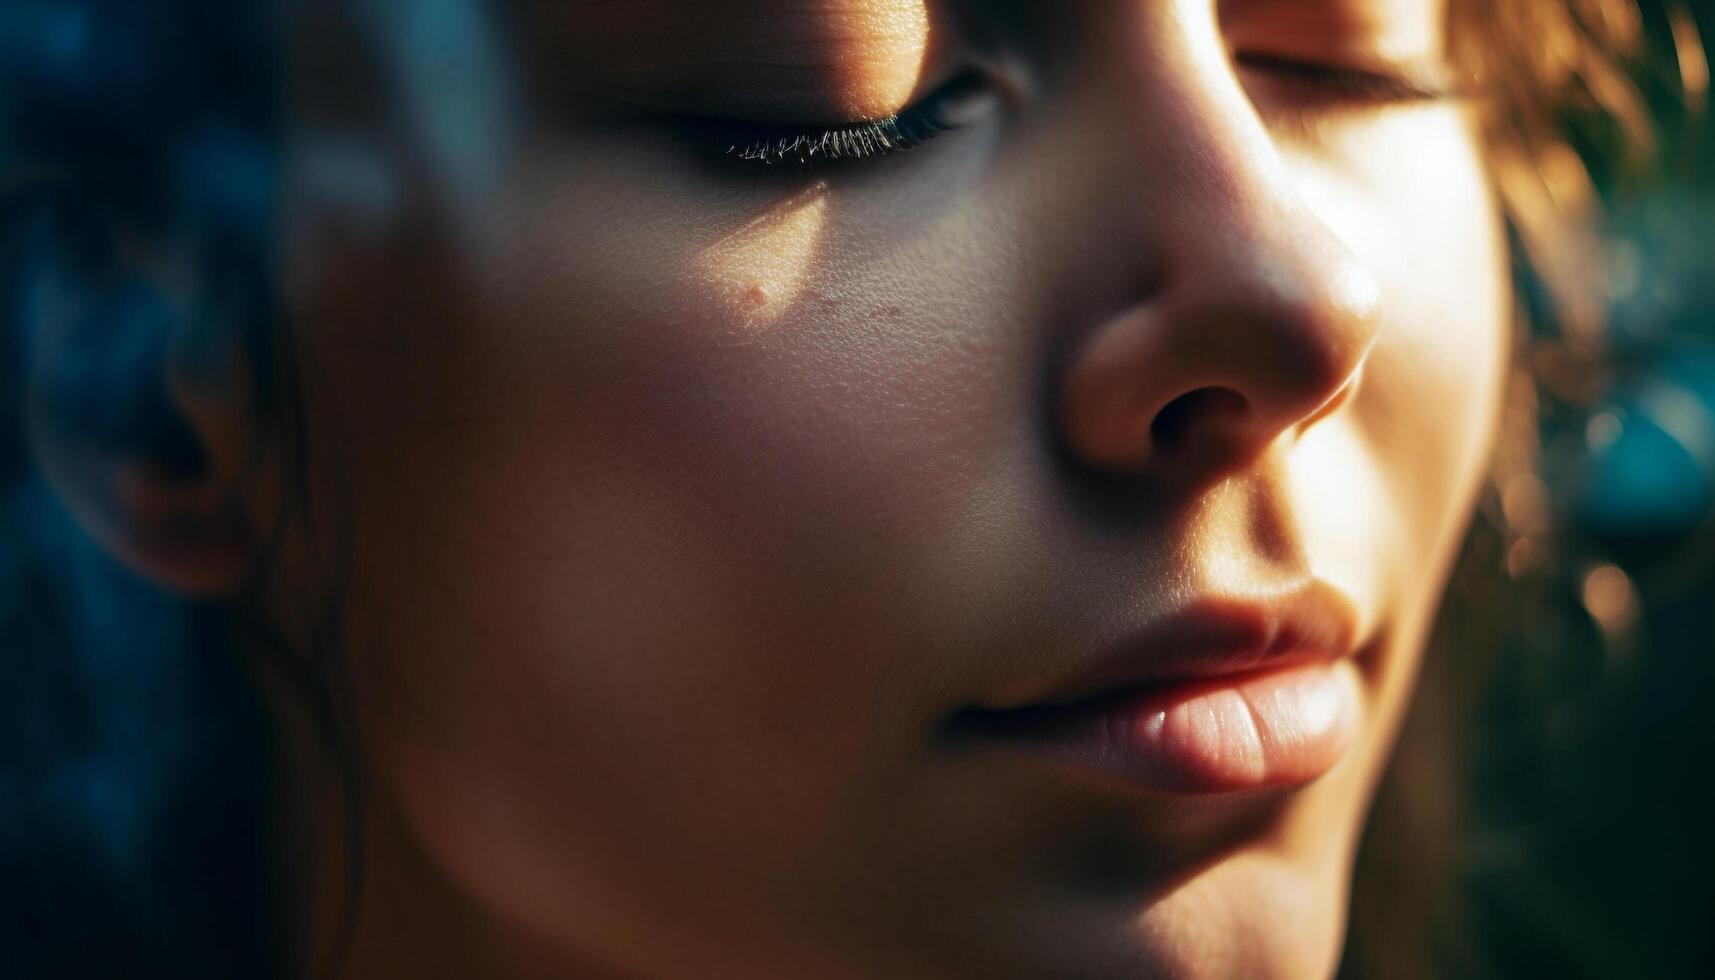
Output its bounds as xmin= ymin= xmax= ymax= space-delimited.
xmin=1099 ymin=846 xmax=1353 ymax=980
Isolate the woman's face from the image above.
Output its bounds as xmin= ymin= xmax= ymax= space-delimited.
xmin=281 ymin=0 xmax=1507 ymax=976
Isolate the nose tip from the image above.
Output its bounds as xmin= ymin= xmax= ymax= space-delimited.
xmin=1056 ymin=230 xmax=1382 ymax=479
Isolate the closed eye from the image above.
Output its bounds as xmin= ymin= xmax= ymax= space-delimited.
xmin=675 ymin=72 xmax=984 ymax=169
xmin=1235 ymin=52 xmax=1464 ymax=104
xmin=673 ymin=54 xmax=1454 ymax=173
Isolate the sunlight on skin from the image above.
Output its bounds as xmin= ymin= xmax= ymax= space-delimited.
xmin=1290 ymin=417 xmax=1394 ymax=634
xmin=836 ymin=0 xmax=940 ymax=116
xmin=698 ymin=185 xmax=832 ymax=334
xmin=538 ymin=0 xmax=940 ymax=121
xmin=1223 ymin=0 xmax=1446 ymax=65
xmin=1194 ymin=477 xmax=1294 ymax=590
xmin=1189 ymin=459 xmax=1383 ymax=636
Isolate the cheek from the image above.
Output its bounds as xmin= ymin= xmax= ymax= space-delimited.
xmin=1290 ymin=111 xmax=1511 ymax=614
xmin=467 ymin=146 xmax=1034 ymax=599
xmin=1373 ymin=126 xmax=1510 ymax=567
xmin=282 ymin=100 xmax=1514 ymax=970
xmin=286 ymin=145 xmax=1038 ymax=959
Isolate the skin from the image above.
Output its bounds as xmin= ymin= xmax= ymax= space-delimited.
xmin=258 ymin=0 xmax=1513 ymax=977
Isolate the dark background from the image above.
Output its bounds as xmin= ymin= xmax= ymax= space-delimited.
xmin=1473 ymin=5 xmax=1714 ymax=977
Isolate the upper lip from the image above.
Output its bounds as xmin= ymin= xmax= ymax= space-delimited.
xmin=981 ymin=579 xmax=1363 ymax=712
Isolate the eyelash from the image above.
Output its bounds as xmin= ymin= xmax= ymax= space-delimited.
xmin=682 ymin=77 xmax=969 ymax=168
xmin=689 ymin=57 xmax=1458 ymax=170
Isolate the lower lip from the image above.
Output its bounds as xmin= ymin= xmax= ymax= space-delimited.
xmin=962 ymin=661 xmax=1361 ymax=795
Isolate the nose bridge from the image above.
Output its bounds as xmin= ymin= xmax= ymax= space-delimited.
xmin=1052 ymin=11 xmax=1384 ymax=478
xmin=1078 ymin=0 xmax=1284 ymax=255
xmin=1097 ymin=7 xmax=1378 ymax=352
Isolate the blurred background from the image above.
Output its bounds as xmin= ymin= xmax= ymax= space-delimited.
xmin=2 ymin=2 xmax=1713 ymax=978
xmin=1347 ymin=3 xmax=1715 ymax=978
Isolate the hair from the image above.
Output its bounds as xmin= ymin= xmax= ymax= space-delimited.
xmin=0 ymin=2 xmax=1685 ymax=978
xmin=1344 ymin=4 xmax=1704 ymax=978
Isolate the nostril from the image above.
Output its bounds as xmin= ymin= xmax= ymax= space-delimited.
xmin=1150 ymin=387 xmax=1248 ymax=450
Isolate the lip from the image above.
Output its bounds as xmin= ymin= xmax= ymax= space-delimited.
xmin=955 ymin=581 xmax=1365 ymax=795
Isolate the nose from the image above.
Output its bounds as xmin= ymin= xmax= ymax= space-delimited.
xmin=1057 ymin=219 xmax=1381 ymax=480
xmin=1054 ymin=58 xmax=1383 ymax=484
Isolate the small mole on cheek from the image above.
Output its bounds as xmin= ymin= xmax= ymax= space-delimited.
xmin=744 ymin=282 xmax=770 ymax=307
